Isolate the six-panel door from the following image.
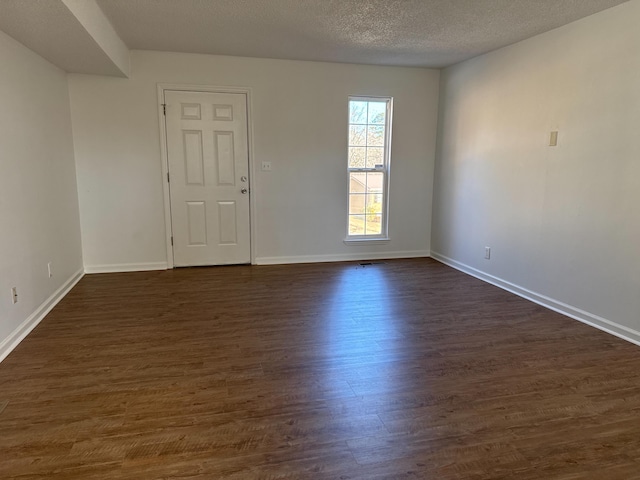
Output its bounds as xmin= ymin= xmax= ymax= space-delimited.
xmin=165 ymin=91 xmax=250 ymax=266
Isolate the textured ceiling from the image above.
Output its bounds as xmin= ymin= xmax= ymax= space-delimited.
xmin=0 ymin=0 xmax=125 ymax=76
xmin=96 ymin=0 xmax=630 ymax=68
xmin=0 ymin=0 xmax=631 ymax=73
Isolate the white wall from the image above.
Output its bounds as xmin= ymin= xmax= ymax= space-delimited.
xmin=432 ymin=1 xmax=640 ymax=341
xmin=0 ymin=30 xmax=83 ymax=361
xmin=68 ymin=51 xmax=440 ymax=269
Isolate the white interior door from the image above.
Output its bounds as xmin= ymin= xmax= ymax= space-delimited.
xmin=165 ymin=91 xmax=250 ymax=266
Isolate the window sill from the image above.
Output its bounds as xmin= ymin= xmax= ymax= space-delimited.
xmin=344 ymin=237 xmax=391 ymax=246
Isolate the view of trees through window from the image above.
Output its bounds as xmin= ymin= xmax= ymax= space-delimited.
xmin=347 ymin=98 xmax=391 ymax=237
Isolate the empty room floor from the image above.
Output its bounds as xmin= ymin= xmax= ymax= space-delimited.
xmin=1 ymin=258 xmax=640 ymax=479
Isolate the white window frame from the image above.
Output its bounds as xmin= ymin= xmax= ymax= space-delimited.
xmin=345 ymin=95 xmax=393 ymax=243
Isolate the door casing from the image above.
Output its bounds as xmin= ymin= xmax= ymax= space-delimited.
xmin=158 ymin=84 xmax=257 ymax=268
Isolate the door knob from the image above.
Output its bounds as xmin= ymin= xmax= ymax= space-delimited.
xmin=241 ymin=188 xmax=248 ymax=194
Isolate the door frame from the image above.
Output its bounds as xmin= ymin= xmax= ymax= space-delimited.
xmin=157 ymin=83 xmax=257 ymax=268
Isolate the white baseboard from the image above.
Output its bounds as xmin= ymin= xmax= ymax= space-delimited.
xmin=255 ymin=250 xmax=431 ymax=266
xmin=84 ymin=262 xmax=168 ymax=274
xmin=0 ymin=268 xmax=85 ymax=364
xmin=430 ymin=251 xmax=640 ymax=348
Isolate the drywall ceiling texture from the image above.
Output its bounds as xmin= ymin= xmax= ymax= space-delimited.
xmin=0 ymin=0 xmax=128 ymax=76
xmin=432 ymin=1 xmax=640 ymax=337
xmin=68 ymin=52 xmax=439 ymax=269
xmin=0 ymin=29 xmax=83 ymax=354
xmin=97 ymin=0 xmax=629 ymax=67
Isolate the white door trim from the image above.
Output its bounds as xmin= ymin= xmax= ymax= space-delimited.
xmin=157 ymin=83 xmax=257 ymax=268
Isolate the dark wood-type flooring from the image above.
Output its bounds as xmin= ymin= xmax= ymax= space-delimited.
xmin=2 ymin=258 xmax=640 ymax=479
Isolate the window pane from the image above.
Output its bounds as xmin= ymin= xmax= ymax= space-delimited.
xmin=365 ymin=214 xmax=382 ymax=234
xmin=349 ymin=125 xmax=366 ymax=146
xmin=347 ymin=96 xmax=391 ymax=238
xmin=368 ymin=102 xmax=386 ymax=124
xmin=366 ymin=172 xmax=384 ymax=193
xmin=366 ymin=194 xmax=382 ymax=214
xmin=349 ymin=194 xmax=366 ymax=214
xmin=349 ymin=101 xmax=367 ymax=124
xmin=349 ymin=215 xmax=366 ymax=235
xmin=367 ymin=125 xmax=385 ymax=146
xmin=366 ymin=147 xmax=384 ymax=168
xmin=349 ymin=172 xmax=366 ymax=193
xmin=348 ymin=147 xmax=366 ymax=168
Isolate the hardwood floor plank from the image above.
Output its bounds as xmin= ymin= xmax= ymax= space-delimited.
xmin=2 ymin=258 xmax=640 ymax=478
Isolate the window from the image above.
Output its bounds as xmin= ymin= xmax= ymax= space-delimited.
xmin=347 ymin=96 xmax=392 ymax=240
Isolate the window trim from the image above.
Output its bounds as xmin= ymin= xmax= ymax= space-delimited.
xmin=345 ymin=95 xmax=393 ymax=242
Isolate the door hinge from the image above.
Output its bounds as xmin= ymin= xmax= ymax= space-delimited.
xmin=171 ymin=236 xmax=174 ymax=246
xmin=162 ymin=103 xmax=166 ymax=115
xmin=167 ymin=172 xmax=170 ymax=183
